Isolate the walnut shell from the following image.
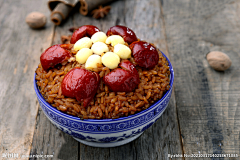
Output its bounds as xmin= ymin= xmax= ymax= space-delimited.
xmin=26 ymin=12 xmax=46 ymax=29
xmin=206 ymin=51 xmax=232 ymax=71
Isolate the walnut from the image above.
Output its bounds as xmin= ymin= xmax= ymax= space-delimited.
xmin=25 ymin=12 xmax=46 ymax=29
xmin=206 ymin=51 xmax=232 ymax=71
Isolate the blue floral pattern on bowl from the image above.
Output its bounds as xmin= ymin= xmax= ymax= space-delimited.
xmin=34 ymin=52 xmax=174 ymax=147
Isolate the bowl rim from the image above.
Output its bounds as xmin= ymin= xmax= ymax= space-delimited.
xmin=34 ymin=51 xmax=174 ymax=122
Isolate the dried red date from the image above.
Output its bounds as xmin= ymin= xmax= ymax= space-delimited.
xmin=70 ymin=25 xmax=100 ymax=44
xmin=40 ymin=44 xmax=71 ymax=71
xmin=61 ymin=68 xmax=100 ymax=107
xmin=130 ymin=41 xmax=159 ymax=69
xmin=103 ymin=60 xmax=139 ymax=92
xmin=106 ymin=25 xmax=138 ymax=44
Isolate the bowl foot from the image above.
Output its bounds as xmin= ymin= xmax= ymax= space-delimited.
xmin=73 ymin=132 xmax=143 ymax=148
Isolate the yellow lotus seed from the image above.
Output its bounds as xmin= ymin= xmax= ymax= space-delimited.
xmin=73 ymin=37 xmax=92 ymax=51
xmin=114 ymin=44 xmax=132 ymax=59
xmin=91 ymin=32 xmax=107 ymax=43
xmin=91 ymin=42 xmax=109 ymax=55
xmin=105 ymin=35 xmax=125 ymax=46
xmin=76 ymin=48 xmax=93 ymax=64
xmin=85 ymin=55 xmax=102 ymax=70
xmin=102 ymin=52 xmax=120 ymax=69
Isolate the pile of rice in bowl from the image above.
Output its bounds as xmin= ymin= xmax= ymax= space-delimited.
xmin=35 ymin=25 xmax=170 ymax=119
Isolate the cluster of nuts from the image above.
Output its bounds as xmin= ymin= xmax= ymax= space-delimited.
xmin=74 ymin=31 xmax=131 ymax=70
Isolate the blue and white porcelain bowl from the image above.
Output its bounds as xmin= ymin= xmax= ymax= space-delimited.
xmin=34 ymin=52 xmax=174 ymax=148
